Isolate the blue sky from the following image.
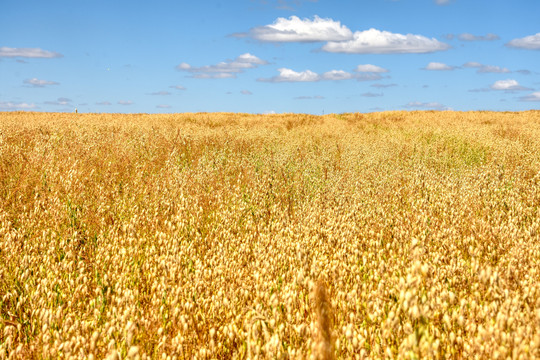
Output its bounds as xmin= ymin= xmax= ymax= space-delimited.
xmin=1 ymin=0 xmax=539 ymax=114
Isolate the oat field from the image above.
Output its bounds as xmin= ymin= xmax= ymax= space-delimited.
xmin=1 ymin=111 xmax=540 ymax=359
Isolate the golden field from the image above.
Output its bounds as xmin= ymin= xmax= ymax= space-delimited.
xmin=1 ymin=110 xmax=540 ymax=359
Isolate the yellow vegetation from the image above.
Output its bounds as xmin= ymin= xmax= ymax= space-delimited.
xmin=1 ymin=111 xmax=540 ymax=359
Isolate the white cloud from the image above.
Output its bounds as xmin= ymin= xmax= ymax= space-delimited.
xmin=149 ymin=91 xmax=171 ymax=96
xmin=240 ymin=90 xmax=253 ymax=95
xmin=96 ymin=101 xmax=112 ymax=105
xmin=24 ymin=78 xmax=59 ymax=87
xmin=259 ymin=68 xmax=320 ymax=82
xmin=156 ymin=104 xmax=171 ymax=108
xmin=490 ymin=79 xmax=530 ymax=91
xmin=519 ymin=92 xmax=540 ymax=102
xmin=404 ymin=101 xmax=450 ymax=110
xmin=176 ymin=53 xmax=268 ymax=79
xmin=355 ymin=64 xmax=389 ymax=73
xmin=506 ymin=33 xmax=540 ymax=50
xmin=246 ymin=16 xmax=353 ymax=42
xmin=0 ymin=101 xmax=38 ymax=110
xmin=361 ymin=92 xmax=383 ymax=97
xmin=169 ymin=85 xmax=186 ymax=90
xmin=0 ymin=47 xmax=62 ymax=58
xmin=463 ymin=62 xmax=511 ymax=74
xmin=258 ymin=68 xmax=381 ymax=83
xmin=423 ymin=62 xmax=455 ymax=71
xmin=458 ymin=33 xmax=500 ymax=41
xmin=322 ymin=28 xmax=449 ymax=54
xmin=322 ymin=70 xmax=354 ymax=81
xmin=118 ymin=100 xmax=133 ymax=105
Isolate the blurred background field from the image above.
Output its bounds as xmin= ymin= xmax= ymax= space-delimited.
xmin=1 ymin=111 xmax=539 ymax=359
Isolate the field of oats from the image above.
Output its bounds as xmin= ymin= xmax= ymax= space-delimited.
xmin=1 ymin=110 xmax=539 ymax=359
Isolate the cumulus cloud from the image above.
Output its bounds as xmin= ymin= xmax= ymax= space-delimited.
xmin=259 ymin=68 xmax=320 ymax=82
xmin=506 ymin=33 xmax=540 ymax=50
xmin=355 ymin=64 xmax=389 ymax=73
xmin=0 ymin=47 xmax=63 ymax=58
xmin=148 ymin=91 xmax=171 ymax=96
xmin=423 ymin=62 xmax=455 ymax=71
xmin=240 ymin=90 xmax=253 ymax=95
xmin=169 ymin=85 xmax=186 ymax=90
xmin=404 ymin=101 xmax=450 ymax=110
xmin=519 ymin=92 xmax=540 ymax=102
xmin=463 ymin=62 xmax=511 ymax=73
xmin=242 ymin=16 xmax=353 ymax=42
xmin=96 ymin=101 xmax=112 ymax=105
xmin=0 ymin=101 xmax=38 ymax=110
xmin=258 ymin=67 xmax=382 ymax=83
xmin=322 ymin=28 xmax=449 ymax=54
xmin=490 ymin=79 xmax=531 ymax=91
xmin=118 ymin=100 xmax=133 ymax=105
xmin=458 ymin=33 xmax=500 ymax=41
xmin=24 ymin=78 xmax=59 ymax=87
xmin=176 ymin=53 xmax=268 ymax=79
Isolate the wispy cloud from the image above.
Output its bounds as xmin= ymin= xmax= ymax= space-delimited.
xmin=118 ymin=100 xmax=133 ymax=105
xmin=96 ymin=101 xmax=112 ymax=105
xmin=294 ymin=95 xmax=325 ymax=100
xmin=176 ymin=53 xmax=268 ymax=79
xmin=238 ymin=16 xmax=353 ymax=42
xmin=148 ymin=91 xmax=171 ymax=96
xmin=463 ymin=62 xmax=511 ymax=73
xmin=361 ymin=92 xmax=383 ymax=97
xmin=156 ymin=104 xmax=171 ymax=108
xmin=458 ymin=33 xmax=500 ymax=41
xmin=0 ymin=101 xmax=38 ymax=110
xmin=371 ymin=83 xmax=397 ymax=88
xmin=44 ymin=97 xmax=72 ymax=106
xmin=240 ymin=90 xmax=253 ymax=95
xmin=251 ymin=0 xmax=319 ymax=11
xmin=519 ymin=92 xmax=540 ymax=102
xmin=423 ymin=62 xmax=455 ymax=71
xmin=169 ymin=85 xmax=186 ymax=90
xmin=506 ymin=33 xmax=540 ymax=50
xmin=0 ymin=47 xmax=63 ymax=58
xmin=404 ymin=101 xmax=450 ymax=110
xmin=24 ymin=78 xmax=59 ymax=87
xmin=322 ymin=28 xmax=449 ymax=54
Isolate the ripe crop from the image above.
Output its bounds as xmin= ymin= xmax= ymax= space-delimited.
xmin=1 ymin=110 xmax=539 ymax=359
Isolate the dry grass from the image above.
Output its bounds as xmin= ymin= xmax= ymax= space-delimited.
xmin=1 ymin=110 xmax=539 ymax=359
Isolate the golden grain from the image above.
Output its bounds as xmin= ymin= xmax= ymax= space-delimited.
xmin=0 ymin=110 xmax=539 ymax=358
